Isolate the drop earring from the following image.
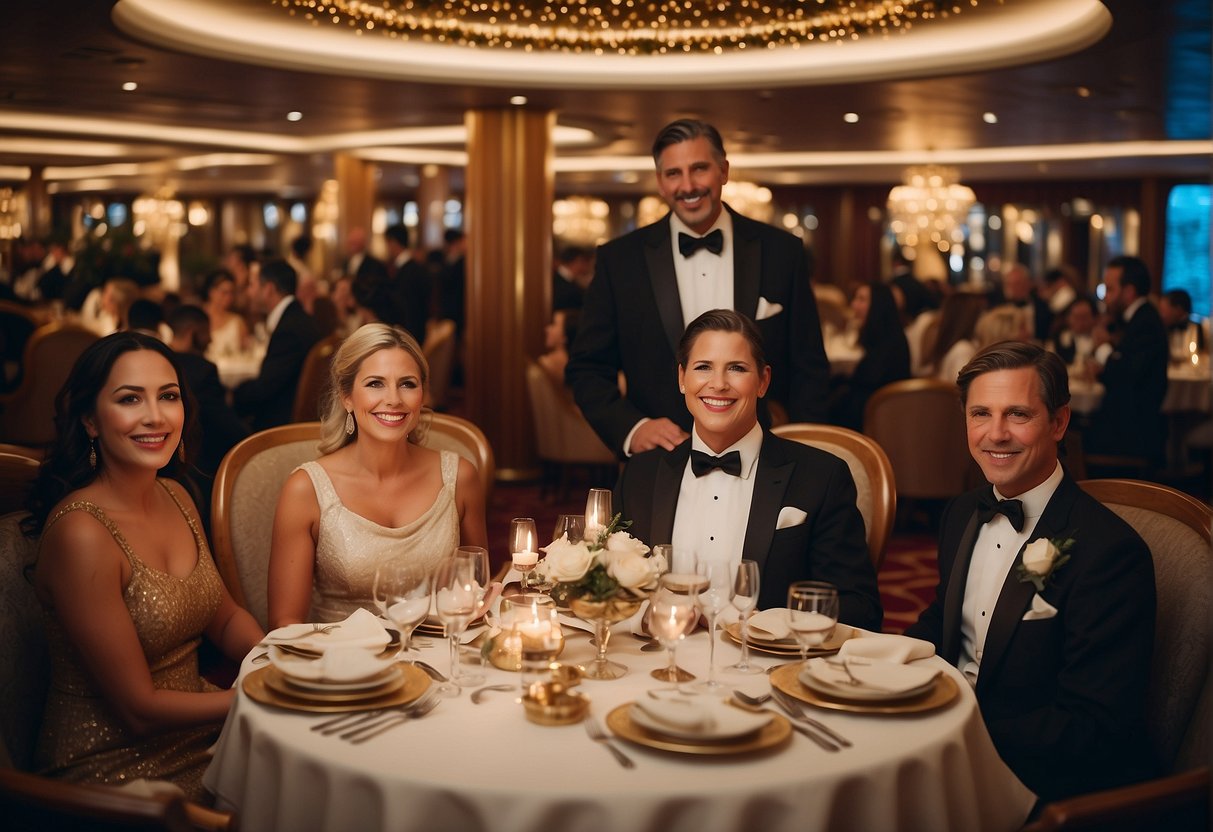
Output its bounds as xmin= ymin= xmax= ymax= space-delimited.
xmin=344 ymin=411 xmax=355 ymax=435
xmin=88 ymin=438 xmax=97 ymax=469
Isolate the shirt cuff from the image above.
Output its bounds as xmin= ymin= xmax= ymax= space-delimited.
xmin=621 ymin=418 xmax=650 ymax=458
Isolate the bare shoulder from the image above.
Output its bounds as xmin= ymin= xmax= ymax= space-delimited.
xmin=36 ymin=501 xmax=124 ymax=586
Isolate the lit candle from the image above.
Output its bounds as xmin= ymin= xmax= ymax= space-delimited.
xmin=512 ymin=550 xmax=538 ymax=569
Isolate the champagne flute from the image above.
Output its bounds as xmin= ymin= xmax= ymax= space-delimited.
xmin=787 ymin=581 xmax=839 ymax=664
xmin=371 ymin=556 xmax=433 ymax=659
xmin=552 ymin=513 xmax=586 ymax=545
xmin=457 ymin=545 xmax=491 ymax=686
xmin=692 ymin=555 xmax=733 ymax=693
xmin=508 ymin=518 xmax=539 ymax=589
xmin=648 ymin=574 xmax=701 ymax=685
xmin=433 ymin=556 xmax=478 ymax=696
xmin=729 ymin=559 xmax=762 ymax=673
xmin=584 ymin=488 xmax=612 ymax=541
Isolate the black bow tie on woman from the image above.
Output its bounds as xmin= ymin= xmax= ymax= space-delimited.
xmin=691 ymin=449 xmax=742 ymax=477
xmin=976 ymin=491 xmax=1025 ymax=532
xmin=678 ymin=229 xmax=724 ymax=257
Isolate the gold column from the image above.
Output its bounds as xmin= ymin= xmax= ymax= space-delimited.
xmin=464 ymin=109 xmax=554 ymax=480
xmin=334 ymin=153 xmax=377 ymax=254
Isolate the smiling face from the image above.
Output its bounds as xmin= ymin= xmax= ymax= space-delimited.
xmin=655 ymin=136 xmax=729 ymax=235
xmin=965 ymin=367 xmax=1069 ymax=497
xmin=84 ymin=349 xmax=184 ymax=473
xmin=342 ymin=346 xmax=425 ymax=441
xmin=678 ymin=330 xmax=770 ymax=453
xmin=208 ymin=277 xmax=235 ymax=311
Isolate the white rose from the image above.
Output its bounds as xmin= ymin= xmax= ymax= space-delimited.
xmin=1021 ymin=539 xmax=1059 ymax=576
xmin=539 ymin=537 xmax=595 ymax=583
xmin=604 ymin=531 xmax=650 ymax=558
xmin=608 ymin=551 xmax=659 ymax=590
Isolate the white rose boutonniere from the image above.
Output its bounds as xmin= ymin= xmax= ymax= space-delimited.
xmin=1015 ymin=534 xmax=1075 ymax=592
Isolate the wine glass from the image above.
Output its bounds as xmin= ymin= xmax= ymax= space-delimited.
xmin=552 ymin=514 xmax=586 ymax=545
xmin=648 ymin=574 xmax=702 ymax=685
xmin=692 ymin=555 xmax=733 ymax=693
xmin=787 ymin=581 xmax=839 ymax=663
xmin=457 ymin=545 xmax=491 ymax=686
xmin=432 ymin=556 xmax=478 ymax=696
xmin=729 ymin=559 xmax=762 ymax=674
xmin=371 ymin=556 xmax=433 ymax=659
xmin=584 ymin=488 xmax=612 ymax=541
xmin=508 ymin=518 xmax=539 ymax=589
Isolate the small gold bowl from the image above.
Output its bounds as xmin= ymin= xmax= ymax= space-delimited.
xmin=521 ymin=689 xmax=589 ymax=726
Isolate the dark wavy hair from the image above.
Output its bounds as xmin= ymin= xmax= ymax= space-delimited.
xmin=858 ymin=281 xmax=902 ymax=352
xmin=23 ymin=331 xmax=199 ymax=537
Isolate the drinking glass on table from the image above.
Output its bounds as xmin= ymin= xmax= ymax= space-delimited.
xmin=552 ymin=514 xmax=586 ymax=545
xmin=371 ymin=556 xmax=433 ymax=659
xmin=433 ymin=555 xmax=479 ymax=695
xmin=787 ymin=581 xmax=839 ymax=663
xmin=648 ymin=573 xmax=702 ymax=685
xmin=584 ymin=488 xmax=612 ymax=539
xmin=508 ymin=517 xmax=539 ymax=590
xmin=729 ymin=559 xmax=762 ymax=674
xmin=500 ymin=593 xmax=563 ymax=698
xmin=692 ymin=555 xmax=733 ymax=693
xmin=457 ymin=545 xmax=491 ymax=685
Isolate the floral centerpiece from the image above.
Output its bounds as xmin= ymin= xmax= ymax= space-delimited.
xmin=537 ymin=513 xmax=666 ymax=680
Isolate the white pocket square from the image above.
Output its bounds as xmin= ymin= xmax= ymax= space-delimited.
xmin=775 ymin=506 xmax=807 ymax=530
xmin=755 ymin=297 xmax=784 ymax=320
xmin=1021 ymin=593 xmax=1058 ymax=621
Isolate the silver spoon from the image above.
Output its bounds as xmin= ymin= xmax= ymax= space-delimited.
xmin=471 ymin=684 xmax=515 ymax=704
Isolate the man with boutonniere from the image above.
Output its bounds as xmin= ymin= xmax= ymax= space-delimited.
xmin=905 ymin=341 xmax=1157 ymax=804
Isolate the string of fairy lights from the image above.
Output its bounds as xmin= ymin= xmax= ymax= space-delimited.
xmin=273 ymin=0 xmax=984 ymax=55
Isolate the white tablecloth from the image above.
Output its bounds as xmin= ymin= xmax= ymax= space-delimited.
xmin=214 ymin=349 xmax=265 ymax=389
xmin=205 ymin=628 xmax=1035 ymax=832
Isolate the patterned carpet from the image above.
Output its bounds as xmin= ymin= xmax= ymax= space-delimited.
xmin=486 ymin=478 xmax=939 ymax=634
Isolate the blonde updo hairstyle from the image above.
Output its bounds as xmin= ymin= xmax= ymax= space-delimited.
xmin=317 ymin=323 xmax=430 ymax=454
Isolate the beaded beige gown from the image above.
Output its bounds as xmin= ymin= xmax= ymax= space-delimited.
xmin=34 ymin=480 xmax=223 ymax=801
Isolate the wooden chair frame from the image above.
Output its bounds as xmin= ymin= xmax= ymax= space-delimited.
xmin=290 ymin=334 xmax=342 ymax=424
xmin=1077 ymin=479 xmax=1211 ymax=542
xmin=772 ymin=422 xmax=896 ymax=569
xmin=0 ymin=452 xmax=40 ymax=516
xmin=1022 ymin=766 xmax=1209 ymax=832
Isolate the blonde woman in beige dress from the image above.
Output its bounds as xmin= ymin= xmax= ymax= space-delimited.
xmin=23 ymin=332 xmax=263 ymax=801
xmin=267 ymin=323 xmax=488 ymax=627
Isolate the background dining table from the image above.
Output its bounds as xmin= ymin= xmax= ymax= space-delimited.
xmin=205 ymin=618 xmax=1035 ymax=832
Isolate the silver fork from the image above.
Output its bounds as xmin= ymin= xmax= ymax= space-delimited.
xmin=769 ymin=687 xmax=853 ymax=748
xmin=340 ymin=692 xmax=441 ymax=743
xmin=732 ymin=690 xmax=838 ymax=752
xmin=584 ymin=715 xmax=635 ymax=769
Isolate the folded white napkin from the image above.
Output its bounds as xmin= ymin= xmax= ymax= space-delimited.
xmin=270 ymin=643 xmax=397 ymax=683
xmin=837 ymin=629 xmax=935 ymax=663
xmin=748 ymin=607 xmax=793 ymax=640
xmin=630 ymin=695 xmax=771 ymax=740
xmin=803 ymin=656 xmax=938 ymax=695
xmin=632 ymin=698 xmax=716 ymax=733
xmin=264 ymin=608 xmax=391 ymax=653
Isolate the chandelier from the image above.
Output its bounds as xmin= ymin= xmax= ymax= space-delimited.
xmin=886 ymin=165 xmax=976 ymax=250
xmin=275 ymin=1 xmax=981 ymax=55
xmin=553 ymin=196 xmax=609 ymax=246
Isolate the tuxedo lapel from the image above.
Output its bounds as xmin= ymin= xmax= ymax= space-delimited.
xmin=650 ymin=444 xmax=689 ymax=546
xmin=643 ymin=217 xmax=684 ymax=354
xmin=941 ymin=509 xmax=981 ymax=665
xmin=729 ymin=208 xmax=761 ymax=320
xmin=977 ymin=477 xmax=1080 ymax=690
xmin=741 ymin=437 xmax=794 ymax=578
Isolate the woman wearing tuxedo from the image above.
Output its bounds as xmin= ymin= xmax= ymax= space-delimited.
xmin=615 ymin=309 xmax=882 ymax=630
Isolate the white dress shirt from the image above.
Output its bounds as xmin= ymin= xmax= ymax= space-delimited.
xmin=959 ymin=461 xmax=1064 ymax=685
xmin=266 ymin=294 xmax=295 ymax=335
xmin=1094 ymin=296 xmax=1148 ymax=365
xmin=670 ymin=422 xmax=763 ymax=574
xmin=669 ymin=211 xmax=734 ymax=333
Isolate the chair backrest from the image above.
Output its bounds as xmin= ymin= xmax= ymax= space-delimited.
xmin=422 ymin=412 xmax=495 ymax=497
xmin=290 ymin=333 xmax=342 ymax=424
xmin=422 ymin=319 xmax=457 ymax=411
xmin=0 ymin=512 xmax=50 ymax=771
xmin=772 ymin=423 xmax=896 ymax=570
xmin=524 ymin=362 xmax=615 ymax=465
xmin=1077 ymin=478 xmax=1212 ymax=773
xmin=211 ymin=423 xmax=324 ymax=629
xmin=0 ymin=768 xmax=196 ymax=832
xmin=0 ymin=322 xmax=98 ymax=447
xmin=863 ymin=378 xmax=978 ymax=500
xmin=815 ymin=294 xmax=849 ymax=335
xmin=0 ymin=301 xmax=41 ymax=393
xmin=0 ymin=454 xmax=40 ymax=517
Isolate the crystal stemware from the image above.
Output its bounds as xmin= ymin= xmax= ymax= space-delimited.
xmin=457 ymin=545 xmax=490 ymax=686
xmin=433 ymin=555 xmax=478 ymax=696
xmin=692 ymin=555 xmax=733 ymax=693
xmin=508 ymin=518 xmax=539 ymax=590
xmin=371 ymin=556 xmax=433 ymax=659
xmin=787 ymin=581 xmax=839 ymax=663
xmin=648 ymin=574 xmax=701 ymax=685
xmin=729 ymin=559 xmax=762 ymax=674
xmin=552 ymin=514 xmax=586 ymax=545
xmin=583 ymin=488 xmax=612 ymax=540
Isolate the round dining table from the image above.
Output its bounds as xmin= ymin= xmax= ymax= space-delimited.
xmin=204 ymin=624 xmax=1036 ymax=832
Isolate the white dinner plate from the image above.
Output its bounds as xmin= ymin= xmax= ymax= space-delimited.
xmin=628 ymin=699 xmax=772 ymax=741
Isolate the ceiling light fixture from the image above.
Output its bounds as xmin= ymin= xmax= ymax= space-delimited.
xmin=278 ymin=0 xmax=984 ymax=56
xmin=844 ymin=112 xmax=860 ymax=123
xmin=509 ymin=95 xmax=528 ymax=106
xmin=886 ymin=165 xmax=976 ymax=250
xmin=982 ymin=112 xmax=998 ymax=124
xmin=122 ymin=81 xmax=138 ymax=91
xmin=286 ymin=111 xmax=303 ymax=122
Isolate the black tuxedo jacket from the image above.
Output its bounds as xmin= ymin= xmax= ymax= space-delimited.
xmin=905 ymin=475 xmax=1157 ymax=801
xmin=567 ymin=207 xmax=830 ymax=455
xmin=388 ymin=258 xmax=432 ymax=343
xmin=233 ymin=299 xmax=322 ymax=431
xmin=615 ymin=432 xmax=882 ymax=631
xmin=1091 ymin=301 xmax=1169 ymax=465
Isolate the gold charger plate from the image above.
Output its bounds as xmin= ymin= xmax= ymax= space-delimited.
xmin=723 ymin=623 xmax=846 ymax=657
xmin=242 ymin=664 xmax=429 ymax=714
xmin=263 ymin=665 xmax=406 ymax=702
xmin=605 ymin=704 xmax=792 ymax=755
xmin=769 ymin=662 xmax=959 ymax=715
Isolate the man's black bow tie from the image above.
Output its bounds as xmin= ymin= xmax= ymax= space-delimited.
xmin=976 ymin=491 xmax=1025 ymax=532
xmin=690 ymin=449 xmax=742 ymax=477
xmin=678 ymin=229 xmax=724 ymax=257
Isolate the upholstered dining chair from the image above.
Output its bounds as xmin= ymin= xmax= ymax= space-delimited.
xmin=0 ymin=512 xmax=48 ymax=772
xmin=0 ymin=322 xmax=97 ymax=447
xmin=1020 ymin=766 xmax=1209 ymax=832
xmin=524 ymin=361 xmax=615 ymax=498
xmin=863 ymin=378 xmax=980 ymax=502
xmin=772 ymin=423 xmax=896 ymax=570
xmin=1076 ymin=478 xmax=1212 ymax=775
xmin=0 ymin=453 xmax=39 ymax=516
xmin=422 ymin=411 xmax=495 ymax=499
xmin=290 ymin=333 xmax=342 ymax=424
xmin=422 ymin=318 xmax=457 ymax=412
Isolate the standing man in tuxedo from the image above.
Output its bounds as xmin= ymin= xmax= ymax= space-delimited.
xmin=233 ymin=259 xmax=322 ymax=431
xmin=567 ymin=119 xmax=829 ymax=457
xmin=384 ymin=224 xmax=431 ymax=342
xmin=905 ymin=341 xmax=1156 ymax=803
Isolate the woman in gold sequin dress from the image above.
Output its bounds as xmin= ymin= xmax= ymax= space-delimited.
xmin=23 ymin=332 xmax=264 ymax=800
xmin=267 ymin=323 xmax=488 ymax=627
